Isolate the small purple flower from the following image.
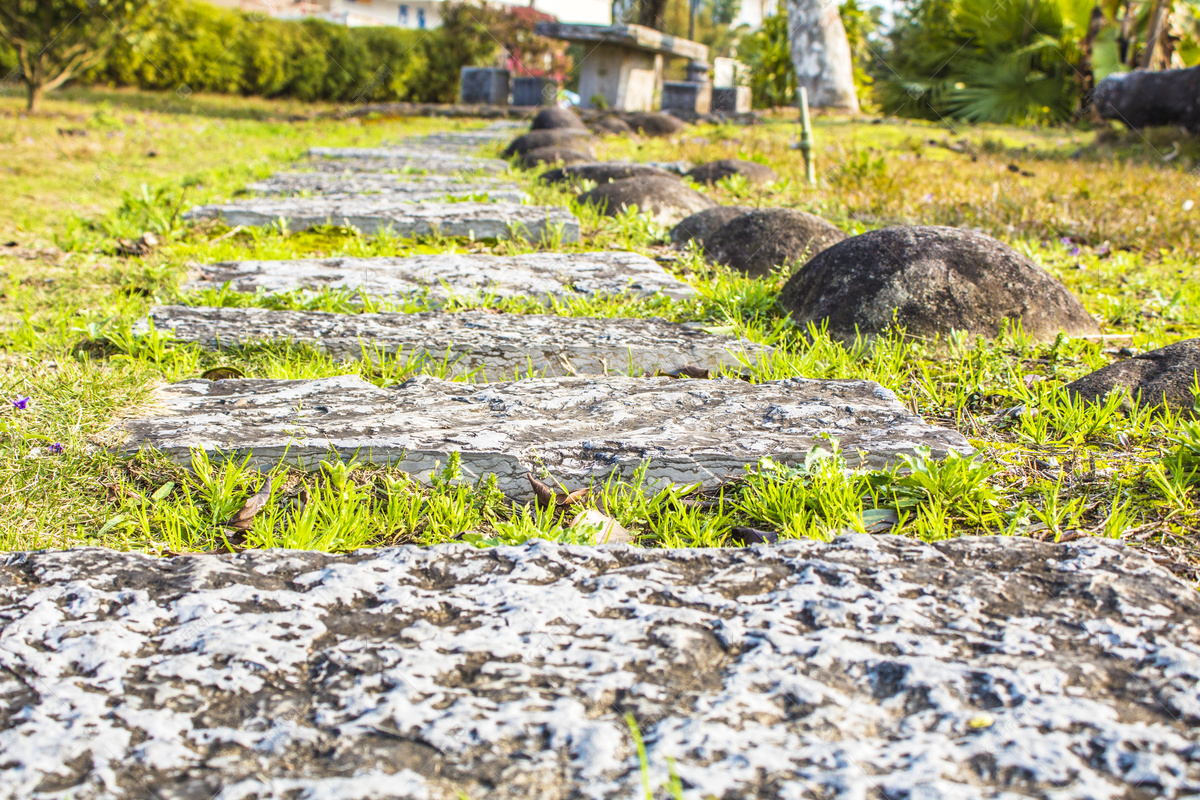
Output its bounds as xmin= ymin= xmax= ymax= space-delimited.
xmin=923 ymin=193 xmax=934 ymax=203
xmin=1096 ymin=244 xmax=1110 ymax=256
xmin=1060 ymin=236 xmax=1073 ymax=246
xmin=12 ymin=396 xmax=29 ymax=410
xmin=48 ymin=443 xmax=63 ymax=454
xmin=1070 ymin=247 xmax=1081 ymax=257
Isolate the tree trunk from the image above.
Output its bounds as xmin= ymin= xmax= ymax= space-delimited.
xmin=1140 ymin=0 xmax=1169 ymax=69
xmin=786 ymin=0 xmax=858 ymax=110
xmin=1118 ymin=0 xmax=1136 ymax=66
xmin=1093 ymin=65 xmax=1200 ymax=131
xmin=26 ymin=81 xmax=42 ymax=113
xmin=1077 ymin=5 xmax=1106 ymax=95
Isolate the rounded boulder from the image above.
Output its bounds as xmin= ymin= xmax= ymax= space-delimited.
xmin=670 ymin=206 xmax=752 ymax=248
xmin=502 ymin=128 xmax=595 ymax=157
xmin=590 ymin=116 xmax=635 ymax=136
xmin=623 ymin=112 xmax=687 ymax=137
xmin=577 ymin=176 xmax=715 ymax=224
xmin=1067 ymin=338 xmax=1200 ymax=413
xmin=530 ymin=107 xmax=587 ymax=131
xmin=519 ymin=147 xmax=590 ymax=168
xmin=687 ymin=159 xmax=779 ymax=185
xmin=706 ymin=208 xmax=847 ymax=278
xmin=540 ymin=161 xmax=677 ymax=186
xmin=779 ymin=226 xmax=1103 ymax=343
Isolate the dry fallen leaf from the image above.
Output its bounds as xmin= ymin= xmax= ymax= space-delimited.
xmin=202 ymin=366 xmax=246 ymax=381
xmin=225 ymin=476 xmax=272 ymax=531
xmin=654 ymin=363 xmax=710 ymax=380
xmin=570 ymin=508 xmax=633 ymax=545
xmin=527 ymin=473 xmax=590 ymax=510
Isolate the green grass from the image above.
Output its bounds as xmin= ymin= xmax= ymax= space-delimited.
xmin=0 ymin=86 xmax=1197 ymax=579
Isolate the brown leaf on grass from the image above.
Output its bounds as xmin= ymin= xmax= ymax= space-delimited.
xmin=225 ymin=476 xmax=272 ymax=531
xmin=570 ymin=508 xmax=633 ymax=545
xmin=115 ymin=232 xmax=160 ymax=257
xmin=527 ymin=473 xmax=590 ymax=510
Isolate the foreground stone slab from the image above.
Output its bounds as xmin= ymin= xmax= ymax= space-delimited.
xmin=115 ymin=374 xmax=970 ymax=496
xmin=183 ymin=252 xmax=697 ymax=302
xmin=144 ymin=306 xmax=764 ymax=378
xmin=2 ymin=537 xmax=1196 ymax=800
xmin=305 ymin=156 xmax=508 ymax=175
xmin=182 ymin=199 xmax=579 ymax=241
xmin=246 ymin=172 xmax=526 ymax=202
xmin=308 ymin=146 xmax=509 ymax=174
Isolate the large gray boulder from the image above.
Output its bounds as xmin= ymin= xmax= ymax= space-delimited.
xmin=779 ymin=226 xmax=1103 ymax=343
xmin=590 ymin=115 xmax=635 ymax=136
xmin=1067 ymin=337 xmax=1200 ymax=413
xmin=687 ymin=159 xmax=779 ymax=185
xmin=1 ymin=537 xmax=1197 ymax=799
xmin=530 ymin=106 xmax=587 ymax=130
xmin=502 ymin=128 xmax=596 ymax=157
xmin=540 ymin=161 xmax=676 ymax=186
xmin=705 ymin=207 xmax=847 ymax=278
xmin=670 ymin=205 xmax=752 ymax=248
xmin=577 ymin=176 xmax=715 ymax=225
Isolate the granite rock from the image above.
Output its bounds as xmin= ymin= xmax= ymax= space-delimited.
xmin=183 ymin=252 xmax=697 ymax=302
xmin=780 ymin=226 xmax=1103 ymax=343
xmin=115 ymin=374 xmax=971 ymax=496
xmin=246 ymin=173 xmax=525 ymax=202
xmin=589 ymin=115 xmax=635 ymax=136
xmin=539 ymin=161 xmax=677 ymax=186
xmin=1067 ymin=337 xmax=1200 ymax=413
xmin=2 ymin=536 xmax=1197 ymax=800
xmin=143 ymin=306 xmax=764 ymax=378
xmin=686 ymin=158 xmax=779 ymax=185
xmin=518 ymin=146 xmax=591 ymax=168
xmin=502 ymin=129 xmax=598 ymax=157
xmin=706 ymin=207 xmax=848 ymax=278
xmin=182 ymin=199 xmax=580 ymax=242
xmin=530 ymin=107 xmax=588 ymax=130
xmin=623 ymin=111 xmax=687 ymax=136
xmin=578 ymin=177 xmax=715 ymax=225
xmin=670 ymin=205 xmax=752 ymax=248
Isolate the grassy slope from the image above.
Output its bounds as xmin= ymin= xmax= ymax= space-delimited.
xmin=0 ymin=86 xmax=1197 ymax=578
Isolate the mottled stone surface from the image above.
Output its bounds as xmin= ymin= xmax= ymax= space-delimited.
xmin=2 ymin=537 xmax=1197 ymax=800
xmin=115 ymin=374 xmax=970 ymax=496
xmin=578 ymin=176 xmax=715 ymax=225
xmin=182 ymin=199 xmax=579 ymax=242
xmin=304 ymin=156 xmax=507 ymax=175
xmin=308 ymin=146 xmax=509 ymax=174
xmin=246 ymin=173 xmax=526 ymax=202
xmin=143 ymin=306 xmax=764 ymax=378
xmin=183 ymin=252 xmax=696 ymax=303
xmin=1067 ymin=337 xmax=1200 ymax=413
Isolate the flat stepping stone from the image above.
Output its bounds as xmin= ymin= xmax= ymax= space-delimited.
xmin=114 ymin=374 xmax=971 ymax=497
xmin=308 ymin=146 xmax=509 ymax=173
xmin=183 ymin=252 xmax=696 ymax=302
xmin=182 ymin=199 xmax=579 ymax=241
xmin=3 ymin=538 xmax=1193 ymax=799
xmin=246 ymin=173 xmax=526 ymax=202
xmin=144 ymin=306 xmax=762 ymax=379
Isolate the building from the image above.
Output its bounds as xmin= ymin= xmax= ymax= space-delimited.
xmin=211 ymin=0 xmax=610 ymax=29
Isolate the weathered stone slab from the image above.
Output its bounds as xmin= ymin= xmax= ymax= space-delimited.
xmin=143 ymin=306 xmax=765 ymax=378
xmin=304 ymin=156 xmax=508 ymax=175
xmin=183 ymin=252 xmax=697 ymax=302
xmin=246 ymin=172 xmax=526 ymax=202
xmin=115 ymin=374 xmax=970 ymax=496
xmin=3 ymin=537 xmax=1197 ymax=800
xmin=308 ymin=146 xmax=509 ymax=174
xmin=182 ymin=199 xmax=580 ymax=241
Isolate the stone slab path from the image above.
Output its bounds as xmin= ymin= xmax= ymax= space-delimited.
xmin=307 ymin=146 xmax=509 ymax=174
xmin=183 ymin=252 xmax=696 ymax=302
xmin=114 ymin=374 xmax=970 ymax=497
xmin=246 ymin=173 xmax=526 ymax=202
xmin=2 ymin=537 xmax=1196 ymax=800
xmin=143 ymin=306 xmax=763 ymax=378
xmin=182 ymin=199 xmax=579 ymax=241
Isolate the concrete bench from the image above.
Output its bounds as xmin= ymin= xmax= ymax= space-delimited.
xmin=536 ymin=22 xmax=708 ymax=112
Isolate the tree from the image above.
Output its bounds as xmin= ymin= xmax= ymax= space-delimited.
xmin=786 ymin=0 xmax=859 ymax=109
xmin=0 ymin=0 xmax=157 ymax=111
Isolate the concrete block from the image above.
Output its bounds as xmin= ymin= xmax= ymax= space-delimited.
xmin=712 ymin=86 xmax=752 ymax=113
xmin=459 ymin=67 xmax=510 ymax=105
xmin=661 ymin=81 xmax=712 ymax=114
xmin=512 ymin=77 xmax=557 ymax=106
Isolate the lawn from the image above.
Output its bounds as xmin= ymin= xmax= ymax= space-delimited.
xmin=0 ymin=85 xmax=1197 ymax=579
